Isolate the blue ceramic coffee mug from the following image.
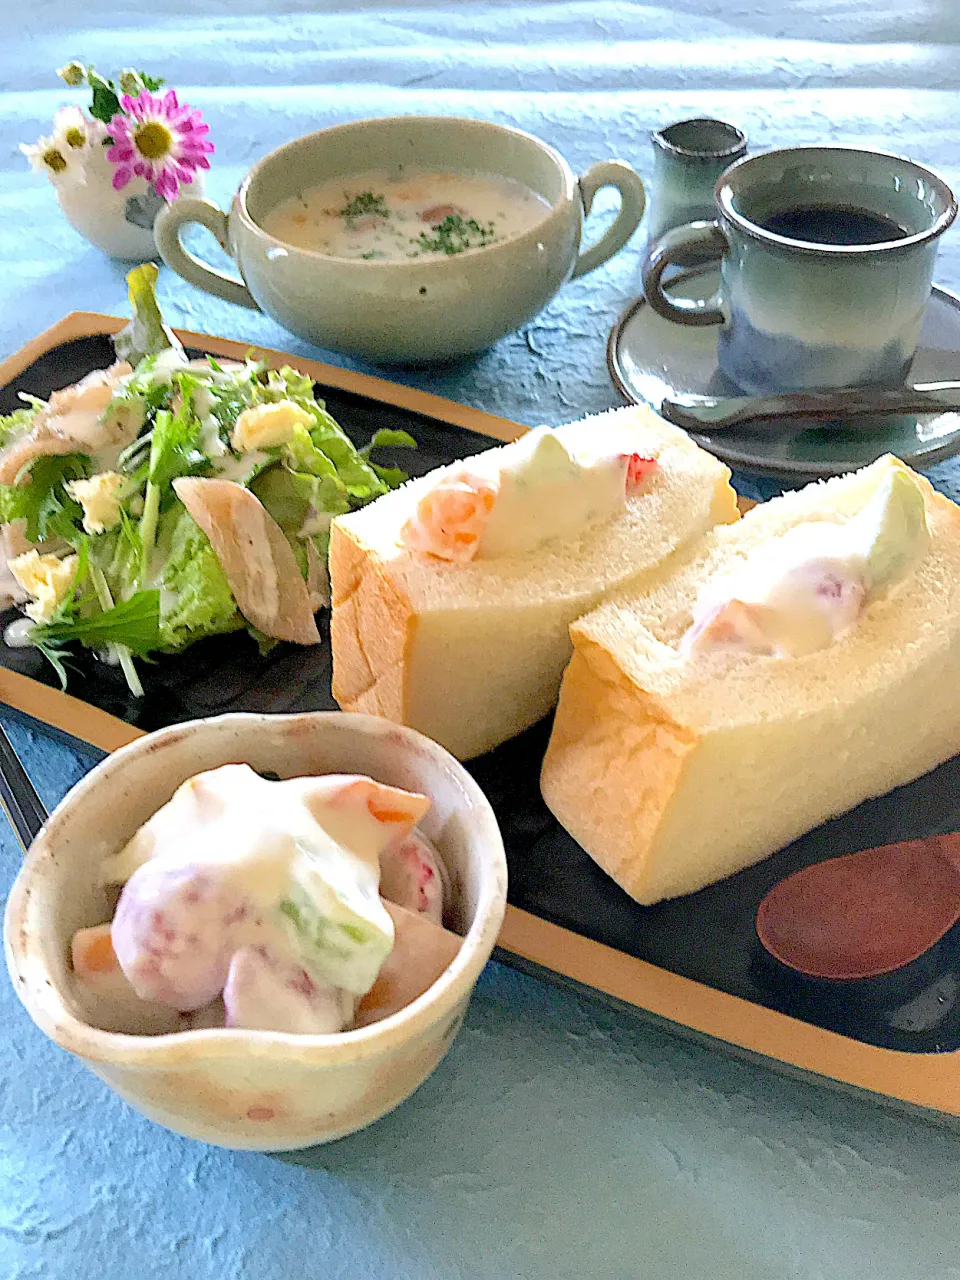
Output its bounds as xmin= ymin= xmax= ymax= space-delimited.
xmin=641 ymin=146 xmax=957 ymax=394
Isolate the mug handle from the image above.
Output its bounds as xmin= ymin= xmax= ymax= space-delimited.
xmin=154 ymin=198 xmax=259 ymax=310
xmin=570 ymin=161 xmax=646 ymax=280
xmin=641 ymin=220 xmax=729 ymax=325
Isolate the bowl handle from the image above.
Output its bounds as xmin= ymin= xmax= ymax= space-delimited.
xmin=154 ymin=198 xmax=259 ymax=310
xmin=571 ymin=161 xmax=646 ymax=280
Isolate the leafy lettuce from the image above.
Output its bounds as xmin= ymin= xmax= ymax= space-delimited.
xmin=0 ymin=454 xmax=88 ymax=544
xmin=157 ymin=507 xmax=243 ymax=650
xmin=0 ymin=406 xmax=36 ymax=449
xmin=113 ymin=263 xmax=185 ymax=367
xmin=6 ymin=265 xmax=419 ymax=696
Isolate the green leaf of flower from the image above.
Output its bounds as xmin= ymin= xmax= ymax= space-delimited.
xmin=86 ymin=68 xmax=122 ymax=124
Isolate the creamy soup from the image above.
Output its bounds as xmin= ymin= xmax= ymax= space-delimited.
xmin=263 ymin=169 xmax=551 ymax=260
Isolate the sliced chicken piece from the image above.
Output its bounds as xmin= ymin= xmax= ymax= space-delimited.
xmin=173 ymin=476 xmax=321 ymax=644
xmin=42 ymin=363 xmax=134 ymax=446
xmin=0 ymin=520 xmax=34 ymax=606
xmin=0 ymin=362 xmax=137 ymax=485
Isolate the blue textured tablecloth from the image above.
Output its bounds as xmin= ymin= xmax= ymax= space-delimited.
xmin=4 ymin=5 xmax=960 ymax=1278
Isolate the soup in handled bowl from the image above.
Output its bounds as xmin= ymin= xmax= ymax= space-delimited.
xmin=154 ymin=115 xmax=645 ymax=363
xmin=4 ymin=712 xmax=507 ymax=1151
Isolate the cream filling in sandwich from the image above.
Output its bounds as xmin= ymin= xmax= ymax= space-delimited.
xmin=400 ymin=426 xmax=657 ymax=563
xmin=682 ymin=461 xmax=930 ymax=658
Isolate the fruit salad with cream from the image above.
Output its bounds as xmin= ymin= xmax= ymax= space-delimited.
xmin=71 ymin=765 xmax=460 ymax=1035
xmin=400 ymin=426 xmax=657 ymax=563
xmin=682 ymin=460 xmax=929 ymax=658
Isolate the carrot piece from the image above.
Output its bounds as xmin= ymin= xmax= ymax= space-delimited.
xmin=72 ymin=924 xmax=120 ymax=978
xmin=366 ymin=799 xmax=418 ymax=824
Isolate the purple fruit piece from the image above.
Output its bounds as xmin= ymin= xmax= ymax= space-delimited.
xmin=112 ymin=860 xmax=257 ymax=1011
xmin=379 ymin=830 xmax=444 ymax=924
xmin=223 ymin=944 xmax=352 ymax=1033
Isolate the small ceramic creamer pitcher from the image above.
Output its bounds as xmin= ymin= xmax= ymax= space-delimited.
xmin=644 ymin=117 xmax=747 ymax=247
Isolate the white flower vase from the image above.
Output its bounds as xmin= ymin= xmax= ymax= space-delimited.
xmin=55 ymin=139 xmax=205 ymax=263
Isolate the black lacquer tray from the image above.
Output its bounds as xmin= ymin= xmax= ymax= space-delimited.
xmin=4 ymin=312 xmax=960 ymax=1118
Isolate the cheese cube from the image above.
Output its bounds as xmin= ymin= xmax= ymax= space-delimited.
xmin=231 ymin=400 xmax=314 ymax=452
xmin=9 ymin=550 xmax=79 ymax=622
xmin=65 ymin=471 xmax=125 ymax=534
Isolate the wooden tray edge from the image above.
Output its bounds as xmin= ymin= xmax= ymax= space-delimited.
xmin=0 ymin=311 xmax=528 ymax=444
xmin=2 ymin=313 xmax=956 ymax=1118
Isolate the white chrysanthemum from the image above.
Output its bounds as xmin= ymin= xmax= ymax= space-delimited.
xmin=20 ymin=135 xmax=72 ymax=181
xmin=52 ymin=106 xmax=101 ymax=155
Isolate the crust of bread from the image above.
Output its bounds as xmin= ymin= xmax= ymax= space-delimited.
xmin=540 ymin=638 xmax=698 ymax=901
xmin=330 ymin=521 xmax=416 ymax=721
xmin=541 ymin=459 xmax=960 ymax=904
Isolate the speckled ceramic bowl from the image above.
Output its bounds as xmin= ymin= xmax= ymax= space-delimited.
xmin=4 ymin=712 xmax=507 ymax=1151
xmin=154 ymin=115 xmax=645 ymax=362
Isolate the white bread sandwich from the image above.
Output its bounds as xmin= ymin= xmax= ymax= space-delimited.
xmin=330 ymin=406 xmax=738 ymax=759
xmin=541 ymin=454 xmax=960 ymax=904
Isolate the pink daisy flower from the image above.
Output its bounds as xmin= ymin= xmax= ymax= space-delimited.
xmin=106 ymin=88 xmax=213 ymax=202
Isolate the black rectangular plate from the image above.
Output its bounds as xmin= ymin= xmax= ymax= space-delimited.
xmin=5 ymin=333 xmax=960 ymax=1057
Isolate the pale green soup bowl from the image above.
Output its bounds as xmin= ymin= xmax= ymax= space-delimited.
xmin=154 ymin=115 xmax=645 ymax=364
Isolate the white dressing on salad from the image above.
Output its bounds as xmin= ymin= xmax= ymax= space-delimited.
xmin=198 ymin=415 xmax=228 ymax=459
xmin=208 ymin=448 xmax=270 ymax=482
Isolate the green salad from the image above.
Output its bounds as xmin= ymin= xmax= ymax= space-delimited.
xmin=0 ymin=265 xmax=414 ymax=695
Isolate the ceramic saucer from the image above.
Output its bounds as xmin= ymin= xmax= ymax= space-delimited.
xmin=607 ymin=264 xmax=960 ymax=480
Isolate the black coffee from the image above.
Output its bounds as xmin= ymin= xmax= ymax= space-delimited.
xmin=760 ymin=204 xmax=910 ymax=246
